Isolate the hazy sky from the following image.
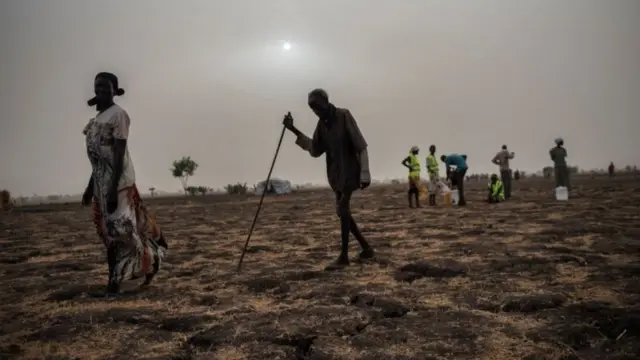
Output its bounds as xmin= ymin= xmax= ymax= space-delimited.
xmin=1 ymin=0 xmax=639 ymax=196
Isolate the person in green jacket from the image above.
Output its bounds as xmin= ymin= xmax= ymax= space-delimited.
xmin=425 ymin=145 xmax=440 ymax=206
xmin=487 ymin=174 xmax=506 ymax=203
xmin=402 ymin=146 xmax=421 ymax=208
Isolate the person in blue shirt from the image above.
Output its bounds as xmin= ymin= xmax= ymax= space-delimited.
xmin=441 ymin=154 xmax=468 ymax=206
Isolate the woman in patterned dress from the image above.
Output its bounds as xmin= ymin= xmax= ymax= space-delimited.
xmin=81 ymin=72 xmax=168 ymax=294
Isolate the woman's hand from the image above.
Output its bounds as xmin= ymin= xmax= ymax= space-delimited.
xmin=81 ymin=188 xmax=93 ymax=206
xmin=82 ymin=175 xmax=95 ymax=206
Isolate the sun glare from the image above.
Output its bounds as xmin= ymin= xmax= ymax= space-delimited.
xmin=283 ymin=42 xmax=292 ymax=51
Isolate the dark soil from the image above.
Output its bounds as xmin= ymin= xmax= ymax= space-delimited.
xmin=1 ymin=174 xmax=639 ymax=359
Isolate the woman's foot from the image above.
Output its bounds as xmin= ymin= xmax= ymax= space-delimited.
xmin=142 ymin=273 xmax=155 ymax=287
xmin=106 ymin=282 xmax=120 ymax=294
xmin=142 ymin=253 xmax=160 ymax=287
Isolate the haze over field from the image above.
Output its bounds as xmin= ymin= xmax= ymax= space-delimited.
xmin=1 ymin=0 xmax=639 ymax=196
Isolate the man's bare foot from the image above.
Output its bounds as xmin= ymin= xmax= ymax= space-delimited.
xmin=324 ymin=256 xmax=349 ymax=271
xmin=358 ymin=248 xmax=375 ymax=260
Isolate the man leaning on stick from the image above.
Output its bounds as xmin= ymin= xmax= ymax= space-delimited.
xmin=282 ymin=88 xmax=375 ymax=271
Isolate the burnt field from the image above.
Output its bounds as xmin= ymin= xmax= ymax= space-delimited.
xmin=1 ymin=174 xmax=639 ymax=360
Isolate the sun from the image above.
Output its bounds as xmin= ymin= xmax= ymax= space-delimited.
xmin=283 ymin=42 xmax=292 ymax=51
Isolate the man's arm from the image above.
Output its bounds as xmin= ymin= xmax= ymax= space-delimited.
xmin=492 ymin=152 xmax=501 ymax=165
xmin=358 ymin=148 xmax=371 ymax=184
xmin=343 ymin=109 xmax=370 ymax=183
xmin=508 ymin=152 xmax=515 ymax=159
xmin=294 ymin=122 xmax=325 ymax=158
xmin=110 ymin=110 xmax=130 ymax=192
xmin=549 ymin=149 xmax=555 ymax=161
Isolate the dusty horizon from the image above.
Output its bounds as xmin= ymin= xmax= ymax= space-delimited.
xmin=1 ymin=0 xmax=639 ymax=196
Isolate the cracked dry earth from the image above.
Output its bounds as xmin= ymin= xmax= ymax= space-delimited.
xmin=1 ymin=174 xmax=640 ymax=360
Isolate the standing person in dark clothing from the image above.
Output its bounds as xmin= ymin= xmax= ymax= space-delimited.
xmin=492 ymin=145 xmax=515 ymax=199
xmin=608 ymin=162 xmax=615 ymax=177
xmin=549 ymin=138 xmax=570 ymax=189
xmin=441 ymin=154 xmax=468 ymax=206
xmin=401 ymin=146 xmax=421 ymax=208
xmin=282 ymin=88 xmax=375 ymax=270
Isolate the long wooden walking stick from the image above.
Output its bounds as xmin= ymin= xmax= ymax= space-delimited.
xmin=236 ymin=124 xmax=287 ymax=272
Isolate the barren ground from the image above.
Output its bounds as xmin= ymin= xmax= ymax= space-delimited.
xmin=1 ymin=175 xmax=640 ymax=360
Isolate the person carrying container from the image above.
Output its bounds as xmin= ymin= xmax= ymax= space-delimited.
xmin=441 ymin=153 xmax=468 ymax=206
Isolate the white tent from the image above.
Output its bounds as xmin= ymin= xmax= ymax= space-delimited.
xmin=254 ymin=178 xmax=292 ymax=196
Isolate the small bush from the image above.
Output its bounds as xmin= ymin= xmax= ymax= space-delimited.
xmin=196 ymin=186 xmax=211 ymax=195
xmin=225 ymin=183 xmax=248 ymax=195
xmin=185 ymin=186 xmax=212 ymax=196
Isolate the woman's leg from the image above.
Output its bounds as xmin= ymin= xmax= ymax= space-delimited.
xmin=128 ymin=186 xmax=168 ymax=286
xmin=92 ymin=199 xmax=122 ymax=292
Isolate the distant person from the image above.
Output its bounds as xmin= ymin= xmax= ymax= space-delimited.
xmin=487 ymin=174 xmax=506 ymax=203
xmin=441 ymin=154 xmax=468 ymax=206
xmin=401 ymin=146 xmax=421 ymax=208
xmin=282 ymin=88 xmax=375 ymax=270
xmin=426 ymin=145 xmax=440 ymax=206
xmin=0 ymin=190 xmax=12 ymax=211
xmin=608 ymin=162 xmax=615 ymax=177
xmin=82 ymin=72 xmax=168 ymax=294
xmin=492 ymin=145 xmax=515 ymax=199
xmin=514 ymin=169 xmax=520 ymax=181
xmin=549 ymin=138 xmax=570 ymax=189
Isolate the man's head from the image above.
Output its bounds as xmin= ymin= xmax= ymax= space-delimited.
xmin=502 ymin=144 xmax=507 ymax=150
xmin=491 ymin=174 xmax=498 ymax=183
xmin=308 ymin=88 xmax=330 ymax=118
xmin=410 ymin=146 xmax=419 ymax=155
xmin=429 ymin=145 xmax=436 ymax=154
xmin=555 ymin=137 xmax=564 ymax=147
xmin=440 ymin=155 xmax=447 ymax=162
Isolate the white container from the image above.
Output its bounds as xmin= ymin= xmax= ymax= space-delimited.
xmin=555 ymin=186 xmax=568 ymax=201
xmin=451 ymin=189 xmax=460 ymax=205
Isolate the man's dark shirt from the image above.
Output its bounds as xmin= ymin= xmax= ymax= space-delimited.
xmin=296 ymin=105 xmax=370 ymax=193
xmin=550 ymin=146 xmax=567 ymax=166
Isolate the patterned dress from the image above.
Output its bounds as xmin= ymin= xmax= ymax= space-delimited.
xmin=83 ymin=104 xmax=168 ymax=290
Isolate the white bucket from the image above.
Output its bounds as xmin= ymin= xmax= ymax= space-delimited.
xmin=451 ymin=189 xmax=460 ymax=205
xmin=555 ymin=186 xmax=568 ymax=201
